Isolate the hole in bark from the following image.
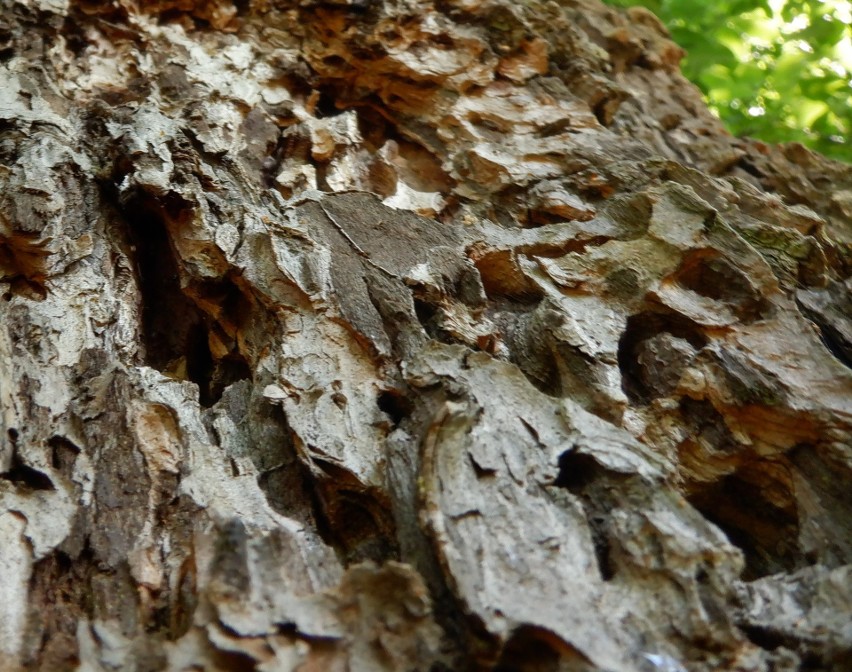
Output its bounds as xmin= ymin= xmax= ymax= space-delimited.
xmin=121 ymin=194 xmax=200 ymax=365
xmin=377 ymin=388 xmax=412 ymax=427
xmin=255 ymin=409 xmax=321 ymax=529
xmin=210 ymin=648 xmax=259 ymax=671
xmin=412 ymin=297 xmax=443 ymax=340
xmin=187 ymin=275 xmax=255 ymax=394
xmin=118 ymin=193 xmax=251 ymax=406
xmin=592 ymin=94 xmax=624 ymax=127
xmin=0 ymin=24 xmax=13 ymax=61
xmin=688 ymin=463 xmax=801 ymax=580
xmin=812 ymin=321 xmax=852 ymax=370
xmin=1 ymin=452 xmax=55 ymax=491
xmin=617 ymin=311 xmax=707 ymax=403
xmin=553 ymin=451 xmax=616 ymax=581
xmin=312 ymin=459 xmax=398 ymax=564
xmin=678 ymin=398 xmax=740 ymax=453
xmin=315 ymin=88 xmax=344 ymax=118
xmin=331 ymin=489 xmax=398 ymax=564
xmin=587 ymin=513 xmax=615 ymax=582
xmin=738 ymin=621 xmax=844 ymax=671
xmin=321 ymin=55 xmax=347 ymax=69
xmin=258 ymin=462 xmax=319 ymax=522
xmin=0 ymin=233 xmax=49 ymax=298
xmin=674 ymin=250 xmax=772 ymax=323
xmin=736 ymin=158 xmax=765 ymax=179
xmin=796 ymin=297 xmax=852 ymax=371
xmin=495 ymin=626 xmax=594 ymax=672
xmin=49 ymin=436 xmax=80 ymax=478
xmin=554 ymin=450 xmax=600 ymax=492
xmin=739 ymin=624 xmax=786 ymax=652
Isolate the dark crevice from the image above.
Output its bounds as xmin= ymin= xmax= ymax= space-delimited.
xmin=739 ymin=623 xmax=787 ymax=652
xmin=377 ymin=388 xmax=413 ymax=427
xmin=587 ymin=514 xmax=615 ymax=582
xmin=1 ymin=454 xmax=55 ymax=491
xmin=210 ymin=647 xmax=259 ymax=671
xmin=495 ymin=626 xmax=594 ymax=672
xmin=736 ymin=158 xmax=765 ymax=179
xmin=310 ymin=458 xmax=398 ymax=565
xmin=0 ymin=237 xmax=49 ymax=299
xmin=412 ymin=297 xmax=447 ymax=342
xmin=554 ymin=450 xmax=600 ymax=492
xmin=2 ymin=429 xmax=55 ymax=491
xmin=811 ymin=320 xmax=852 ymax=370
xmin=738 ymin=622 xmax=848 ymax=671
xmin=673 ymin=250 xmax=772 ymax=323
xmin=553 ymin=450 xmax=617 ymax=581
xmin=468 ymin=454 xmax=496 ymax=479
xmin=48 ymin=436 xmax=81 ymax=479
xmin=679 ymin=398 xmax=740 ymax=453
xmin=114 ymin=189 xmax=251 ymax=407
xmin=315 ymin=87 xmax=346 ymax=119
xmin=617 ymin=311 xmax=708 ymax=403
xmin=314 ymin=159 xmax=331 ymax=192
xmin=120 ymin=192 xmax=198 ymax=367
xmin=255 ymin=408 xmax=323 ymax=532
xmin=796 ymin=298 xmax=852 ymax=370
xmin=185 ymin=275 xmax=254 ymax=404
xmin=688 ymin=465 xmax=801 ymax=581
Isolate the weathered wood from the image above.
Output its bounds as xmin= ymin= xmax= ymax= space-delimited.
xmin=1 ymin=0 xmax=850 ymax=670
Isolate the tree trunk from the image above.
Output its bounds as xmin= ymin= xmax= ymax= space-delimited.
xmin=1 ymin=0 xmax=851 ymax=670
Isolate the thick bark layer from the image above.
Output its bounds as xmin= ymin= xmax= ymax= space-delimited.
xmin=1 ymin=1 xmax=850 ymax=670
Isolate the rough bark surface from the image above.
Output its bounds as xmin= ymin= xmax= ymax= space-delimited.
xmin=1 ymin=1 xmax=851 ymax=671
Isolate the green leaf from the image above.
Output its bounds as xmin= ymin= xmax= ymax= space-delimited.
xmin=602 ymin=0 xmax=852 ymax=162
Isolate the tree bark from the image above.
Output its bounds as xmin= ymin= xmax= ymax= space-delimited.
xmin=1 ymin=1 xmax=851 ymax=670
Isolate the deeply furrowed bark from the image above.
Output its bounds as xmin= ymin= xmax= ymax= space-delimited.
xmin=1 ymin=1 xmax=851 ymax=670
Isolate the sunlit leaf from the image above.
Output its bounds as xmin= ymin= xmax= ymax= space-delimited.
xmin=603 ymin=0 xmax=852 ymax=162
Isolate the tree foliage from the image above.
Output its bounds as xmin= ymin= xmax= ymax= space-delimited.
xmin=607 ymin=0 xmax=852 ymax=162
